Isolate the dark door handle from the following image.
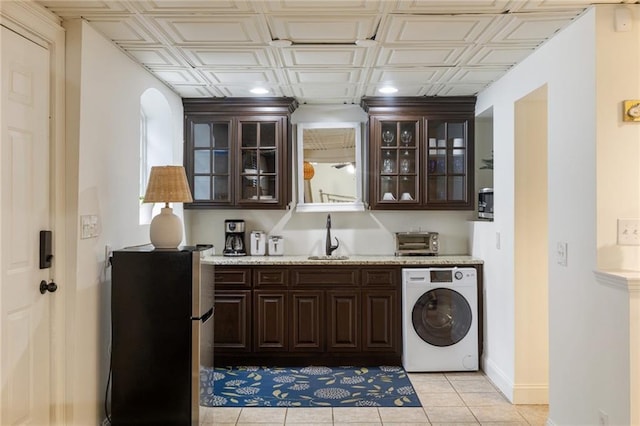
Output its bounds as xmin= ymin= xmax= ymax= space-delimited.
xmin=39 ymin=280 xmax=57 ymax=294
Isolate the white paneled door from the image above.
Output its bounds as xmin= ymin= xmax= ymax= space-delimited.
xmin=1 ymin=25 xmax=52 ymax=425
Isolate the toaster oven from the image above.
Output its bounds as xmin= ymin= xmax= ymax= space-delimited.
xmin=395 ymin=232 xmax=439 ymax=256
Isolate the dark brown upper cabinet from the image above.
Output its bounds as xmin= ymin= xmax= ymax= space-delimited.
xmin=361 ymin=96 xmax=476 ymax=210
xmin=183 ymin=98 xmax=298 ymax=209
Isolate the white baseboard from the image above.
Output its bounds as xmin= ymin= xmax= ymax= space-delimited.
xmin=482 ymin=355 xmax=514 ymax=402
xmin=513 ymin=383 xmax=549 ymax=404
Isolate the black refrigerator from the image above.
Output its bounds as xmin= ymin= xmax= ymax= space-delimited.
xmin=111 ymin=245 xmax=213 ymax=425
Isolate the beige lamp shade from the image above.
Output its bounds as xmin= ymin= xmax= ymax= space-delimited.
xmin=143 ymin=165 xmax=193 ymax=204
xmin=143 ymin=166 xmax=192 ymax=249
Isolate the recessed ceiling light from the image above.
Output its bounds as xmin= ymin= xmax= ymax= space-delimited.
xmin=250 ymin=88 xmax=269 ymax=95
xmin=378 ymin=87 xmax=398 ymax=94
xmin=269 ymin=39 xmax=293 ymax=47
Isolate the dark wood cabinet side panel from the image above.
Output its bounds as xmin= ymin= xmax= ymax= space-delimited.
xmin=362 ymin=291 xmax=397 ymax=351
xmin=327 ymin=291 xmax=360 ymax=351
xmin=254 ymin=291 xmax=287 ymax=351
xmin=290 ymin=291 xmax=323 ymax=352
xmin=214 ymin=291 xmax=251 ymax=351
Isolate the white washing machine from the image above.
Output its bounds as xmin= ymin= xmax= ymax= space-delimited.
xmin=402 ymin=267 xmax=478 ymax=372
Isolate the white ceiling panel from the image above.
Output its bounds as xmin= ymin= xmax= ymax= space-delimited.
xmin=181 ymin=47 xmax=277 ymax=68
xmin=437 ymin=83 xmax=492 ymax=96
xmin=217 ymin=85 xmax=287 ymax=97
xmin=174 ymin=85 xmax=220 ymax=98
xmin=286 ymin=69 xmax=363 ymax=85
xmin=152 ymin=68 xmax=206 ymax=85
xmin=280 ymin=47 xmax=367 ymax=67
xmin=36 ymin=1 xmax=129 ymax=17
xmin=463 ymin=45 xmax=537 ymax=66
xmin=35 ymin=0 xmax=603 ymax=102
xmin=150 ymin=15 xmax=269 ymax=45
xmin=82 ymin=15 xmax=159 ymax=44
xmin=446 ymin=67 xmax=510 ymax=84
xmin=369 ymin=68 xmax=449 ymax=84
xmin=381 ymin=14 xmax=495 ymax=44
xmin=133 ymin=0 xmax=258 ymax=14
xmin=201 ymin=69 xmax=280 ymax=85
xmin=292 ymin=84 xmax=360 ymax=99
xmin=393 ymin=0 xmax=512 ymax=14
xmin=376 ymin=46 xmax=468 ymax=66
xmin=490 ymin=12 xmax=583 ymax=43
xmin=260 ymin=0 xmax=384 ymax=14
xmin=267 ymin=15 xmax=378 ymax=43
xmin=124 ymin=46 xmax=187 ymax=67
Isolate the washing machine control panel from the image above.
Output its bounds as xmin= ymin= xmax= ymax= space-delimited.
xmin=430 ymin=268 xmax=476 ymax=283
xmin=403 ymin=267 xmax=476 ymax=285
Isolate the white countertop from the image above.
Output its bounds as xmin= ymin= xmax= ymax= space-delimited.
xmin=201 ymin=255 xmax=483 ymax=266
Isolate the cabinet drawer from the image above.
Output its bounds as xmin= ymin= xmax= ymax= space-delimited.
xmin=292 ymin=268 xmax=358 ymax=287
xmin=214 ymin=268 xmax=252 ymax=287
xmin=255 ymin=269 xmax=288 ymax=287
xmin=362 ymin=268 xmax=397 ymax=287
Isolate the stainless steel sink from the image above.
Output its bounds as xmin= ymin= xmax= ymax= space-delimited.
xmin=307 ymin=255 xmax=350 ymax=260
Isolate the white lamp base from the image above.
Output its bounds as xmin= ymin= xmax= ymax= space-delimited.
xmin=149 ymin=206 xmax=183 ymax=249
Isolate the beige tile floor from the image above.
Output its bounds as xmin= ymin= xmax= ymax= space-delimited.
xmin=200 ymin=371 xmax=548 ymax=425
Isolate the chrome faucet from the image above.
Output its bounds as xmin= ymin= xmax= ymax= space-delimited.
xmin=325 ymin=214 xmax=339 ymax=256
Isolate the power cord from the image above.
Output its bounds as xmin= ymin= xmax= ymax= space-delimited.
xmin=104 ymin=347 xmax=112 ymax=425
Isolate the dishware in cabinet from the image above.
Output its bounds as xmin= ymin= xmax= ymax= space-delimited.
xmin=361 ymin=96 xmax=475 ymax=210
xmin=183 ymin=97 xmax=297 ymax=209
xmin=373 ymin=118 xmax=420 ymax=205
xmin=426 ymin=119 xmax=471 ymax=206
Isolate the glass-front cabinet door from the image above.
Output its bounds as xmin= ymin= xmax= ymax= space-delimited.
xmin=187 ymin=116 xmax=232 ymax=205
xmin=183 ymin=97 xmax=296 ymax=209
xmin=374 ymin=118 xmax=420 ymax=205
xmin=238 ymin=118 xmax=282 ymax=205
xmin=426 ymin=120 xmax=470 ymax=206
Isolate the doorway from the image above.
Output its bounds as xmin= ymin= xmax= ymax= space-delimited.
xmin=513 ymin=85 xmax=549 ymax=404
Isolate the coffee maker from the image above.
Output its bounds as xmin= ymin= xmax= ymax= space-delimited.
xmin=223 ymin=219 xmax=246 ymax=256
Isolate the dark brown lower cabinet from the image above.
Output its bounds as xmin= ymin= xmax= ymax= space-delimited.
xmin=213 ymin=265 xmax=401 ymax=365
xmin=290 ymin=291 xmax=323 ymax=351
xmin=327 ymin=291 xmax=360 ymax=352
xmin=254 ymin=291 xmax=287 ymax=351
xmin=213 ymin=291 xmax=251 ymax=351
xmin=362 ymin=290 xmax=396 ymax=351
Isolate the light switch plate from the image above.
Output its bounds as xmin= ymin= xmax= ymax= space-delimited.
xmin=557 ymin=242 xmax=568 ymax=267
xmin=80 ymin=214 xmax=99 ymax=239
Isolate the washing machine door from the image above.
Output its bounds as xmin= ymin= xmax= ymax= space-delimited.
xmin=411 ymin=288 xmax=472 ymax=347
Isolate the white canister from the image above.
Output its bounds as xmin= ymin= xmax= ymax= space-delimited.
xmin=250 ymin=231 xmax=266 ymax=256
xmin=268 ymin=236 xmax=284 ymax=256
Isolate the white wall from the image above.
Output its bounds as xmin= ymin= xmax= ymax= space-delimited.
xmin=186 ymin=209 xmax=474 ymax=257
xmin=64 ymin=20 xmax=183 ymax=425
xmin=475 ymin=5 xmax=640 ymax=424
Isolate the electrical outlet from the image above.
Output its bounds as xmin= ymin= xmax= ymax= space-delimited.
xmin=104 ymin=245 xmax=112 ymax=269
xmin=598 ymin=409 xmax=609 ymax=425
xmin=618 ymin=218 xmax=640 ymax=245
xmin=557 ymin=242 xmax=568 ymax=267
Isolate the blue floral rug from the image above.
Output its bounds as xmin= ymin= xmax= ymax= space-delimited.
xmin=200 ymin=366 xmax=421 ymax=407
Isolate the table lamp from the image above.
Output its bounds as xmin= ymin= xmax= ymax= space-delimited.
xmin=143 ymin=165 xmax=193 ymax=249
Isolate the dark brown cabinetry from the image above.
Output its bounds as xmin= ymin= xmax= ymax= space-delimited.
xmin=213 ymin=268 xmax=252 ymax=352
xmin=212 ymin=265 xmax=400 ymax=366
xmin=183 ymin=98 xmax=298 ymax=209
xmin=361 ymin=96 xmax=476 ymax=210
